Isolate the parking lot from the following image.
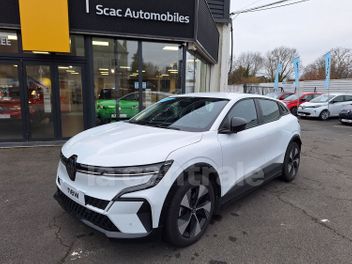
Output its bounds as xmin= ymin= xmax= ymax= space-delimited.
xmin=0 ymin=118 xmax=352 ymax=264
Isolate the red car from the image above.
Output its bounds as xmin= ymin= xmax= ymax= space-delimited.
xmin=266 ymin=92 xmax=294 ymax=100
xmin=283 ymin=92 xmax=322 ymax=115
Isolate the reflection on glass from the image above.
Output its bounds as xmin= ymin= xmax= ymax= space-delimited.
xmin=186 ymin=52 xmax=195 ymax=93
xmin=185 ymin=52 xmax=210 ymax=93
xmin=0 ymin=64 xmax=22 ymax=139
xmin=195 ymin=58 xmax=210 ymax=93
xmin=0 ymin=30 xmax=19 ymax=53
xmin=57 ymin=35 xmax=85 ymax=56
xmin=58 ymin=66 xmax=84 ymax=137
xmin=26 ymin=65 xmax=54 ymax=139
xmin=142 ymin=42 xmax=181 ymax=108
xmin=93 ymin=38 xmax=139 ymax=124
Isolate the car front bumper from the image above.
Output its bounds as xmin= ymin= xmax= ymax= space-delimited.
xmin=339 ymin=112 xmax=352 ymax=123
xmin=54 ymin=159 xmax=160 ymax=238
xmin=54 ymin=187 xmax=153 ymax=238
xmin=297 ymin=107 xmax=321 ymax=117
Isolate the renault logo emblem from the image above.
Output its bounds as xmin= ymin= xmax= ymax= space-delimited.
xmin=66 ymin=155 xmax=78 ymax=181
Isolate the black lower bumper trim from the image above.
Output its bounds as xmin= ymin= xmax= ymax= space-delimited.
xmin=54 ymin=189 xmax=119 ymax=232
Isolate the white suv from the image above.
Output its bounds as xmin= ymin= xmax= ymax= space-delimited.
xmin=55 ymin=93 xmax=302 ymax=247
xmin=298 ymin=93 xmax=352 ymax=120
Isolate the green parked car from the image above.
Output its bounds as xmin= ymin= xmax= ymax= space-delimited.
xmin=96 ymin=89 xmax=172 ymax=123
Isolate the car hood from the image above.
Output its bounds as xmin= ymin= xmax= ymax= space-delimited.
xmin=62 ymin=122 xmax=202 ymax=167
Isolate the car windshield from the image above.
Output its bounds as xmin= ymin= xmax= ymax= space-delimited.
xmin=129 ymin=97 xmax=229 ymax=132
xmin=310 ymin=94 xmax=335 ymax=103
xmin=285 ymin=94 xmax=298 ymax=101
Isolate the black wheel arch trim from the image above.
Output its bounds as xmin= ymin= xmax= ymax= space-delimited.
xmin=289 ymin=134 xmax=302 ymax=148
xmin=158 ymin=162 xmax=221 ymax=228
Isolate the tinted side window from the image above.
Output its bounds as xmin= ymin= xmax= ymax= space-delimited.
xmin=305 ymin=95 xmax=314 ymax=101
xmin=279 ymin=102 xmax=289 ymax=115
xmin=334 ymin=96 xmax=344 ymax=102
xmin=344 ymin=95 xmax=352 ymax=102
xmin=226 ymin=99 xmax=258 ymax=129
xmin=258 ymin=99 xmax=281 ymax=123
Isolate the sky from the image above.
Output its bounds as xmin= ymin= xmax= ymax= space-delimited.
xmin=230 ymin=0 xmax=352 ymax=66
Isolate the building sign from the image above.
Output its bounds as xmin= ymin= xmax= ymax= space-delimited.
xmin=86 ymin=1 xmax=190 ymax=24
xmin=0 ymin=36 xmax=11 ymax=46
xmin=69 ymin=0 xmax=195 ymax=40
xmin=18 ymin=0 xmax=70 ymax=53
xmin=0 ymin=32 xmax=18 ymax=53
xmin=0 ymin=0 xmax=219 ymax=63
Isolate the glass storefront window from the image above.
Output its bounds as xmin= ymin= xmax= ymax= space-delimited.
xmin=26 ymin=35 xmax=84 ymax=56
xmin=0 ymin=30 xmax=18 ymax=53
xmin=26 ymin=65 xmax=54 ymax=139
xmin=93 ymin=38 xmax=139 ymax=124
xmin=58 ymin=65 xmax=84 ymax=137
xmin=0 ymin=64 xmax=22 ymax=139
xmin=195 ymin=58 xmax=210 ymax=93
xmin=185 ymin=51 xmax=211 ymax=93
xmin=186 ymin=52 xmax=196 ymax=93
xmin=70 ymin=35 xmax=85 ymax=56
xmin=142 ymin=42 xmax=181 ymax=108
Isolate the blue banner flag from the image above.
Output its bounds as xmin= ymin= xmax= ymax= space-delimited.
xmin=324 ymin=51 xmax=332 ymax=89
xmin=293 ymin=57 xmax=300 ymax=91
xmin=274 ymin=63 xmax=283 ymax=91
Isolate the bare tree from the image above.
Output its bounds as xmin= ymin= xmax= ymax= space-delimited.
xmin=264 ymin=47 xmax=299 ymax=82
xmin=302 ymin=48 xmax=352 ymax=80
xmin=234 ymin=52 xmax=264 ymax=77
xmin=229 ymin=52 xmax=264 ymax=84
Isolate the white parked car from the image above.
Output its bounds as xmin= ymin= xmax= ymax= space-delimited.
xmin=298 ymin=93 xmax=352 ymax=120
xmin=55 ymin=93 xmax=302 ymax=247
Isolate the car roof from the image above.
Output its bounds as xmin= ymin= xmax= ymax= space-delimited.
xmin=302 ymin=92 xmax=322 ymax=94
xmin=173 ymin=92 xmax=274 ymax=101
xmin=320 ymin=93 xmax=352 ymax=96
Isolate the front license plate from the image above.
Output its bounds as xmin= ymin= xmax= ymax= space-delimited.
xmin=119 ymin=114 xmax=127 ymax=118
xmin=62 ymin=182 xmax=85 ymax=205
xmin=111 ymin=114 xmax=117 ymax=118
xmin=0 ymin=114 xmax=11 ymax=119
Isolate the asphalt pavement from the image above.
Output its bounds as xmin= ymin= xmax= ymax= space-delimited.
xmin=0 ymin=118 xmax=352 ymax=264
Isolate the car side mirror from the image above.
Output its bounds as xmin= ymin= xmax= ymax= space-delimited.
xmin=300 ymin=98 xmax=306 ymax=102
xmin=220 ymin=117 xmax=248 ymax=134
xmin=330 ymin=101 xmax=335 ymax=104
xmin=230 ymin=117 xmax=248 ymax=133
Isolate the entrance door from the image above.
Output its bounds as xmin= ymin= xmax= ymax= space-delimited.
xmin=57 ymin=65 xmax=84 ymax=138
xmin=0 ymin=61 xmax=23 ymax=141
xmin=23 ymin=63 xmax=85 ymax=140
xmin=25 ymin=64 xmax=55 ymax=139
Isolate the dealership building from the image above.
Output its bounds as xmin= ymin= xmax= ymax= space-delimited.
xmin=0 ymin=0 xmax=230 ymax=142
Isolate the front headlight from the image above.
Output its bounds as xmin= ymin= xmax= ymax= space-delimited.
xmin=111 ymin=160 xmax=174 ymax=199
xmin=76 ymin=160 xmax=173 ymax=179
xmin=305 ymin=105 xmax=323 ymax=109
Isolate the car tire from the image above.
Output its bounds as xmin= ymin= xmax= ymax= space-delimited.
xmin=281 ymin=141 xmax=301 ymax=182
xmin=319 ymin=110 xmax=330 ymax=120
xmin=163 ymin=175 xmax=215 ymax=247
xmin=291 ymin=107 xmax=298 ymax=116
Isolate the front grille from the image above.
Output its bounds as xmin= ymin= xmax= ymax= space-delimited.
xmin=85 ymin=195 xmax=110 ymax=210
xmin=55 ymin=189 xmax=118 ymax=232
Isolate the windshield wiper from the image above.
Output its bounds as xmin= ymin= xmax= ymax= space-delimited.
xmin=130 ymin=120 xmax=180 ymax=130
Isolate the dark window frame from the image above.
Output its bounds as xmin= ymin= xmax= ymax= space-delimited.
xmin=343 ymin=95 xmax=352 ymax=102
xmin=218 ymin=98 xmax=260 ymax=132
xmin=255 ymin=98 xmax=283 ymax=125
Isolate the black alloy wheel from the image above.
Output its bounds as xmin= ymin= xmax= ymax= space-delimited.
xmin=164 ymin=176 xmax=215 ymax=247
xmin=281 ymin=141 xmax=301 ymax=182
